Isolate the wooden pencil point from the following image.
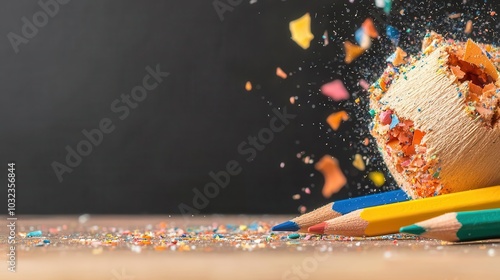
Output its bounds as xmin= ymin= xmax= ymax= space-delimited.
xmin=308 ymin=222 xmax=326 ymax=234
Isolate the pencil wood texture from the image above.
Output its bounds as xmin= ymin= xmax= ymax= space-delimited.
xmin=308 ymin=186 xmax=500 ymax=236
xmin=400 ymin=208 xmax=500 ymax=242
xmin=369 ymin=35 xmax=500 ymax=199
xmin=272 ymin=190 xmax=409 ymax=232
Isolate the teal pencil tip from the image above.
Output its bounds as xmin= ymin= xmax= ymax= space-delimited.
xmin=272 ymin=221 xmax=300 ymax=232
xmin=400 ymin=224 xmax=426 ymax=235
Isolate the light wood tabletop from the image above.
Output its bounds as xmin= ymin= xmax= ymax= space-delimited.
xmin=1 ymin=215 xmax=499 ymax=280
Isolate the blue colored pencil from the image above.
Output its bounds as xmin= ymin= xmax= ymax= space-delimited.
xmin=272 ymin=189 xmax=410 ymax=232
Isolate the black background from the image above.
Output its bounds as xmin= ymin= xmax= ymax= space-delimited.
xmin=1 ymin=0 xmax=498 ymax=214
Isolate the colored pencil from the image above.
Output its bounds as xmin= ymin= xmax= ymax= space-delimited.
xmin=272 ymin=189 xmax=409 ymax=232
xmin=400 ymin=208 xmax=500 ymax=242
xmin=308 ymin=185 xmax=500 ymax=236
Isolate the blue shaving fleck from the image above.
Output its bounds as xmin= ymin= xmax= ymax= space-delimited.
xmin=354 ymin=28 xmax=365 ymax=45
xmin=27 ymin=230 xmax=42 ymax=237
xmin=386 ymin=25 xmax=400 ymax=46
xmin=389 ymin=114 xmax=399 ymax=129
xmin=386 ymin=52 xmax=396 ymax=64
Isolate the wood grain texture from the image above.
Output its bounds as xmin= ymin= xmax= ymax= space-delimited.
xmin=294 ymin=202 xmax=340 ymax=232
xmin=377 ymin=46 xmax=500 ymax=198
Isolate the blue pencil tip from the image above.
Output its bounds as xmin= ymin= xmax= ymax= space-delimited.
xmin=272 ymin=221 xmax=300 ymax=232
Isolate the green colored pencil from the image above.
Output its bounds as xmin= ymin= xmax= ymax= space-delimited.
xmin=400 ymin=208 xmax=500 ymax=242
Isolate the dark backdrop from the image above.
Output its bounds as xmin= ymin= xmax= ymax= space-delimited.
xmin=1 ymin=0 xmax=498 ymax=214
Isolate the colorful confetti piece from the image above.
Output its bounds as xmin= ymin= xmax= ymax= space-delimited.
xmin=276 ymin=67 xmax=287 ymax=79
xmin=355 ymin=28 xmax=372 ymax=49
xmin=375 ymin=0 xmax=385 ymax=8
xmin=386 ymin=25 xmax=400 ymax=46
xmin=289 ymin=13 xmax=314 ymax=49
xmin=27 ymin=230 xmax=43 ymax=237
xmin=363 ymin=138 xmax=370 ymax=146
xmin=322 ymin=30 xmax=329 ymax=46
xmin=344 ymin=41 xmax=365 ymax=64
xmin=326 ymin=111 xmax=349 ymax=131
xmin=288 ymin=233 xmax=300 ymax=239
xmin=359 ymin=79 xmax=370 ymax=90
xmin=245 ymin=81 xmax=252 ymax=91
xmin=368 ymin=171 xmax=386 ymax=187
xmin=464 ymin=20 xmax=473 ymax=34
xmin=361 ymin=18 xmax=379 ymax=38
xmin=352 ymin=154 xmax=365 ymax=171
xmin=383 ymin=0 xmax=392 ymax=14
xmin=321 ymin=79 xmax=350 ymax=101
xmin=387 ymin=47 xmax=408 ymax=66
xmin=315 ymin=155 xmax=347 ymax=198
xmin=375 ymin=0 xmax=392 ymax=14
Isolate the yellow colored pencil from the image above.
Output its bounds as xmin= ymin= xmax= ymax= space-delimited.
xmin=308 ymin=185 xmax=500 ymax=236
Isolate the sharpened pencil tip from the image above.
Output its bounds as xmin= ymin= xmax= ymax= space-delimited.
xmin=308 ymin=222 xmax=326 ymax=234
xmin=400 ymin=224 xmax=426 ymax=235
xmin=272 ymin=221 xmax=300 ymax=232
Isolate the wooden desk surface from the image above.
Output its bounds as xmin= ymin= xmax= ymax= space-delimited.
xmin=1 ymin=215 xmax=499 ymax=280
